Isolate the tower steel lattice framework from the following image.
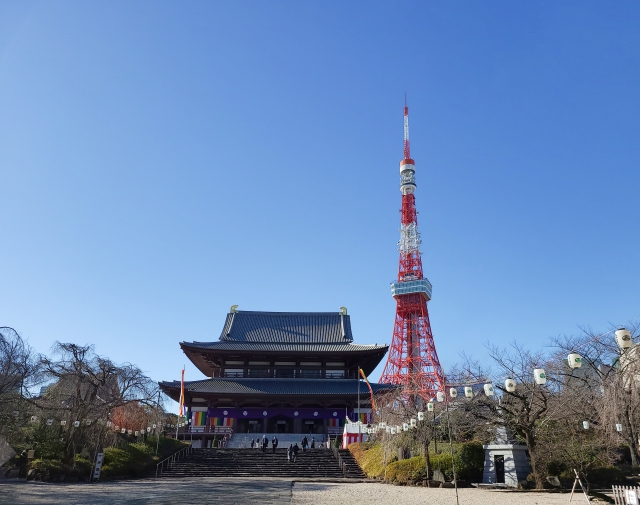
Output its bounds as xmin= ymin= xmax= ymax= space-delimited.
xmin=379 ymin=100 xmax=445 ymax=401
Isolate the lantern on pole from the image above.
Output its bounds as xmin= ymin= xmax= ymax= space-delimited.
xmin=616 ymin=423 xmax=623 ymax=432
xmin=418 ymin=411 xmax=425 ymax=421
xmin=391 ymin=427 xmax=396 ymax=435
xmin=568 ymin=353 xmax=582 ymax=369
xmin=46 ymin=419 xmax=53 ymax=426
xmin=427 ymin=402 xmax=434 ymax=412
xmin=616 ymin=329 xmax=633 ymax=350
xmin=436 ymin=391 xmax=445 ymax=402
xmin=484 ymin=383 xmax=494 ymax=396
xmin=379 ymin=422 xmax=386 ymax=429
xmin=582 ymin=421 xmax=589 ymax=430
xmin=534 ymin=369 xmax=547 ymax=385
xmin=410 ymin=418 xmax=416 ymax=428
xmin=403 ymin=423 xmax=409 ymax=431
xmin=449 ymin=388 xmax=458 ymax=398
xmin=121 ymin=428 xmax=126 ymax=434
xmin=464 ymin=386 xmax=473 ymax=398
xmin=505 ymin=378 xmax=516 ymax=392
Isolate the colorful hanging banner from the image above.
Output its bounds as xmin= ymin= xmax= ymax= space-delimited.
xmin=178 ymin=369 xmax=185 ymax=417
xmin=190 ymin=411 xmax=206 ymax=427
xmin=210 ymin=417 xmax=234 ymax=427
xmin=359 ymin=367 xmax=376 ymax=411
xmin=328 ymin=418 xmax=344 ymax=427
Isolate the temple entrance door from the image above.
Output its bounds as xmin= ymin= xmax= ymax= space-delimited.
xmin=302 ymin=419 xmax=324 ymax=434
xmin=268 ymin=415 xmax=292 ymax=433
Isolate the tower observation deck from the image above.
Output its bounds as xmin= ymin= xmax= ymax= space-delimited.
xmin=379 ymin=100 xmax=445 ymax=402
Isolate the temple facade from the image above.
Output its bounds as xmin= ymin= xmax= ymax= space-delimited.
xmin=160 ymin=309 xmax=393 ymax=443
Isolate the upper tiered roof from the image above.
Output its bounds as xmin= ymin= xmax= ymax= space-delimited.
xmin=218 ymin=311 xmax=354 ymax=343
xmin=179 ymin=310 xmax=388 ymax=377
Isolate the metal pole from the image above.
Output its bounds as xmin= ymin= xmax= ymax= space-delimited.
xmin=156 ymin=390 xmax=161 ymax=455
xmin=445 ymin=400 xmax=460 ymax=505
xmin=433 ymin=409 xmax=438 ymax=454
xmin=357 ymin=368 xmax=361 ymax=442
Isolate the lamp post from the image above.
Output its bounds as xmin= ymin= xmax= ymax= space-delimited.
xmin=444 ymin=392 xmax=460 ymax=505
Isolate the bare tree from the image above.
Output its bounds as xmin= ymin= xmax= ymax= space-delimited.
xmin=0 ymin=327 xmax=39 ymax=406
xmin=32 ymin=342 xmax=159 ymax=463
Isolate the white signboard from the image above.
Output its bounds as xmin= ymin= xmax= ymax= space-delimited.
xmin=93 ymin=452 xmax=104 ymax=481
xmin=626 ymin=489 xmax=639 ymax=505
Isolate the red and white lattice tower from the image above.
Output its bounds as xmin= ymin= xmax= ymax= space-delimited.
xmin=379 ymin=99 xmax=445 ymax=402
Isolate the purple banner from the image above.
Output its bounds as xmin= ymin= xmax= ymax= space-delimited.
xmin=206 ymin=407 xmax=354 ymax=420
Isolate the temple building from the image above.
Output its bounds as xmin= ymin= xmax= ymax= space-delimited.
xmin=160 ymin=309 xmax=392 ymax=445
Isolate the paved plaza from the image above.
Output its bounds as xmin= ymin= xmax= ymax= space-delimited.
xmin=0 ymin=477 xmax=597 ymax=505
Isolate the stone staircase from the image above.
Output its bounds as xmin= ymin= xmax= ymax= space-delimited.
xmin=154 ymin=448 xmax=365 ymax=479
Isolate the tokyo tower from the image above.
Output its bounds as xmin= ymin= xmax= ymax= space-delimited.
xmin=379 ymin=98 xmax=445 ymax=402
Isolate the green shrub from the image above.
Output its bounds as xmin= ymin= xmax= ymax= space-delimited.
xmin=100 ymin=437 xmax=187 ymax=480
xmin=430 ymin=452 xmax=454 ymax=479
xmin=386 ymin=456 xmax=426 ymax=483
xmin=457 ymin=441 xmax=485 ymax=480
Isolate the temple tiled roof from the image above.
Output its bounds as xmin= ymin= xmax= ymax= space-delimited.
xmin=217 ymin=311 xmax=353 ymax=343
xmin=181 ymin=341 xmax=386 ymax=353
xmin=159 ymin=378 xmax=396 ymax=397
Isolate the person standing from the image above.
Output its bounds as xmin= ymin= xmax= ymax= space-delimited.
xmin=287 ymin=444 xmax=293 ymax=462
xmin=250 ymin=439 xmax=255 ymax=449
xmin=292 ymin=443 xmax=299 ymax=462
xmin=310 ymin=437 xmax=315 ymax=449
xmin=272 ymin=435 xmax=278 ymax=453
xmin=262 ymin=435 xmax=268 ymax=452
xmin=301 ymin=435 xmax=308 ymax=451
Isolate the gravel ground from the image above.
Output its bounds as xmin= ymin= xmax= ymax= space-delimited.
xmin=0 ymin=478 xmax=599 ymax=505
xmin=291 ymin=482 xmax=590 ymax=505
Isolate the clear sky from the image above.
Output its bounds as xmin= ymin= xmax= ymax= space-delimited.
xmin=1 ymin=2 xmax=639 ymax=393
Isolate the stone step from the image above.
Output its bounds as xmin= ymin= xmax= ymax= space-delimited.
xmin=152 ymin=448 xmax=361 ymax=480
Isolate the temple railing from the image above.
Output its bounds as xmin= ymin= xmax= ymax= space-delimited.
xmin=155 ymin=445 xmax=193 ymax=477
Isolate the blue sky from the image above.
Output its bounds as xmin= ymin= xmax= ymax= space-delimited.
xmin=1 ymin=2 xmax=639 ymax=392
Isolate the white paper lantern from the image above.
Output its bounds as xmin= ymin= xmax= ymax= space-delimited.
xmin=121 ymin=428 xmax=126 ymax=434
xmin=147 ymin=427 xmax=151 ymax=433
xmin=449 ymin=388 xmax=458 ymax=398
xmin=582 ymin=421 xmax=589 ymax=430
xmin=135 ymin=431 xmax=139 ymax=436
xmin=396 ymin=425 xmax=402 ymax=434
xmin=386 ymin=426 xmax=390 ymax=433
xmin=86 ymin=420 xmax=91 ymax=426
xmin=464 ymin=386 xmax=473 ymax=398
xmin=616 ymin=423 xmax=623 ymax=432
xmin=484 ymin=383 xmax=494 ymax=396
xmin=391 ymin=427 xmax=396 ymax=434
xmin=427 ymin=402 xmax=434 ymax=412
xmin=417 ymin=411 xmax=425 ymax=421
xmin=616 ymin=329 xmax=633 ymax=349
xmin=152 ymin=424 xmax=157 ymax=429
xmin=114 ymin=425 xmax=119 ymax=430
xmin=47 ymin=419 xmax=53 ymax=426
xmin=128 ymin=429 xmax=132 ymax=435
xmin=403 ymin=423 xmax=409 ymax=431
xmin=534 ymin=368 xmax=547 ymax=385
xmin=30 ymin=416 xmax=37 ymax=423
xmin=436 ymin=391 xmax=445 ymax=403
xmin=505 ymin=378 xmax=516 ymax=392
xmin=60 ymin=420 xmax=67 ymax=426
xmin=410 ymin=418 xmax=416 ymax=427
xmin=568 ymin=353 xmax=583 ymax=369
xmin=379 ymin=422 xmax=386 ymax=429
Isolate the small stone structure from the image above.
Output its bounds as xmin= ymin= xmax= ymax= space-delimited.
xmin=482 ymin=426 xmax=531 ymax=487
xmin=482 ymin=444 xmax=530 ymax=487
